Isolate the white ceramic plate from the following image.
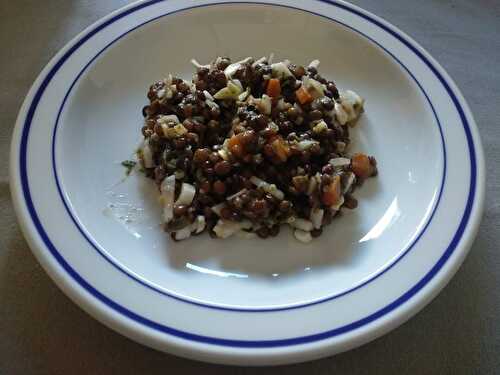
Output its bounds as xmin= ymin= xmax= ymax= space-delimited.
xmin=10 ymin=0 xmax=485 ymax=366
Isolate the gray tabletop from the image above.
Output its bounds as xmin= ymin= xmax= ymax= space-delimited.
xmin=1 ymin=0 xmax=499 ymax=373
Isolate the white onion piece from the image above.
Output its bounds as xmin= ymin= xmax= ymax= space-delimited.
xmin=190 ymin=58 xmax=210 ymax=69
xmin=294 ymin=230 xmax=312 ymax=243
xmin=268 ymin=52 xmax=275 ymax=65
xmin=175 ymin=183 xmax=196 ymax=205
xmin=343 ymin=172 xmax=356 ymax=194
xmin=205 ymin=100 xmax=219 ymax=110
xmin=310 ymin=208 xmax=324 ymax=230
xmin=158 ymin=114 xmax=180 ymax=124
xmin=157 ymin=89 xmax=165 ymax=98
xmin=271 ymin=62 xmax=293 ymax=79
xmin=289 ymin=218 xmax=314 ymax=232
xmin=329 ymin=157 xmax=351 ymax=168
xmin=211 ymin=203 xmax=226 ymax=216
xmin=203 ymin=90 xmax=214 ymax=101
xmin=336 ymin=141 xmax=347 ymax=152
xmin=249 ymin=176 xmax=284 ymax=200
xmin=335 ymin=101 xmax=349 ymax=125
xmin=256 ymin=94 xmax=272 ymax=115
xmin=308 ymin=59 xmax=320 ymax=69
xmin=227 ymin=188 xmax=248 ymax=201
xmin=238 ymin=87 xmax=251 ymax=102
xmin=223 ymin=57 xmax=253 ymax=78
xmin=224 ymin=63 xmax=242 ymax=78
xmin=252 ymin=56 xmax=266 ymax=67
xmin=174 ymin=226 xmax=191 ymax=241
xmin=213 ymin=220 xmax=251 ymax=239
xmin=307 ymin=175 xmax=317 ymax=195
xmin=160 ymin=175 xmax=176 ymax=223
xmin=142 ymin=142 xmax=154 ymax=168
xmin=276 ymin=98 xmax=287 ymax=111
xmin=339 ymin=90 xmax=364 ymax=123
xmin=297 ymin=140 xmax=318 ymax=151
xmin=190 ymin=215 xmax=206 ymax=234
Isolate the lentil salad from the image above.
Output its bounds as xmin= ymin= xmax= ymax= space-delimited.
xmin=137 ymin=56 xmax=377 ymax=243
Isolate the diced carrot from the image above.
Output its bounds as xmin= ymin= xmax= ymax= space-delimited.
xmin=322 ymin=175 xmax=341 ymax=206
xmin=271 ymin=137 xmax=290 ymax=162
xmin=295 ymin=86 xmax=313 ymax=105
xmin=229 ymin=134 xmax=245 ymax=158
xmin=266 ymin=78 xmax=281 ymax=98
xmin=351 ymin=153 xmax=373 ymax=179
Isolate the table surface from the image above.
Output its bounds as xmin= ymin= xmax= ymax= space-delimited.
xmin=1 ymin=0 xmax=499 ymax=373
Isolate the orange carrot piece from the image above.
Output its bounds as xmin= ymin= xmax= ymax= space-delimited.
xmin=295 ymin=86 xmax=313 ymax=105
xmin=351 ymin=153 xmax=373 ymax=179
xmin=271 ymin=137 xmax=290 ymax=162
xmin=322 ymin=175 xmax=341 ymax=206
xmin=266 ymin=78 xmax=281 ymax=97
xmin=229 ymin=134 xmax=245 ymax=158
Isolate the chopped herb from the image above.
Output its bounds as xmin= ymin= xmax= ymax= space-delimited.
xmin=121 ymin=160 xmax=137 ymax=175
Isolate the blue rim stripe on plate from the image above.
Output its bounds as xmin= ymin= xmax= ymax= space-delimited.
xmin=18 ymin=0 xmax=476 ymax=347
xmin=51 ymin=2 xmax=446 ymax=312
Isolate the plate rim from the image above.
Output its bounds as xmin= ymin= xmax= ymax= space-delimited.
xmin=9 ymin=0 xmax=485 ymax=365
xmin=52 ymin=1 xmax=447 ymax=313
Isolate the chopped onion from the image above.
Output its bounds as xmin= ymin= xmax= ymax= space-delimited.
xmin=142 ymin=141 xmax=154 ymax=168
xmin=339 ymin=90 xmax=364 ymax=123
xmin=250 ymin=176 xmax=284 ymax=200
xmin=175 ymin=183 xmax=196 ymax=205
xmin=293 ymin=102 xmax=304 ymax=114
xmin=312 ymin=120 xmax=328 ymax=134
xmin=307 ymin=175 xmax=317 ymax=195
xmin=224 ymin=63 xmax=242 ymax=78
xmin=335 ymin=101 xmax=349 ymax=125
xmin=238 ymin=87 xmax=251 ymax=102
xmin=203 ymin=90 xmax=214 ymax=101
xmin=160 ymin=175 xmax=176 ymax=223
xmin=227 ymin=188 xmax=248 ymax=201
xmin=213 ymin=80 xmax=243 ymax=100
xmin=255 ymin=94 xmax=272 ymax=115
xmin=190 ymin=58 xmax=210 ymax=69
xmin=308 ymin=59 xmax=320 ymax=69
xmin=329 ymin=157 xmax=351 ymax=168
xmin=297 ymin=139 xmax=319 ymax=151
xmin=174 ymin=226 xmax=192 ymax=241
xmin=223 ymin=57 xmax=253 ymax=78
xmin=218 ymin=149 xmax=229 ymax=161
xmin=336 ymin=141 xmax=347 ymax=152
xmin=268 ymin=52 xmax=275 ymax=65
xmin=302 ymin=76 xmax=325 ymax=98
xmin=268 ymin=121 xmax=279 ymax=133
xmin=294 ymin=229 xmax=312 ymax=243
xmin=213 ymin=220 xmax=249 ymax=239
xmin=276 ymin=98 xmax=287 ymax=111
xmin=232 ymin=79 xmax=243 ymax=91
xmin=157 ymin=89 xmax=165 ymax=98
xmin=158 ymin=114 xmax=180 ymax=124
xmin=290 ymin=218 xmax=314 ymax=231
xmin=211 ymin=203 xmax=226 ymax=216
xmin=271 ymin=62 xmax=293 ymax=79
xmin=190 ymin=215 xmax=206 ymax=234
xmin=252 ymin=56 xmax=267 ymax=67
xmin=205 ymin=100 xmax=219 ymax=110
xmin=310 ymin=208 xmax=324 ymax=229
xmin=343 ymin=172 xmax=356 ymax=193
